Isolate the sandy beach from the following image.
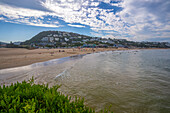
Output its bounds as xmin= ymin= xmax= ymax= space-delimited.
xmin=0 ymin=48 xmax=129 ymax=69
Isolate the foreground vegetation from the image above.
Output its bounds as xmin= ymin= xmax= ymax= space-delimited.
xmin=0 ymin=78 xmax=94 ymax=113
xmin=0 ymin=78 xmax=111 ymax=113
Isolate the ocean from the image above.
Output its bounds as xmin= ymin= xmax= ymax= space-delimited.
xmin=0 ymin=49 xmax=170 ymax=113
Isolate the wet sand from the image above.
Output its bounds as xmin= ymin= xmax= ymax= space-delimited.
xmin=0 ymin=48 xmax=128 ymax=69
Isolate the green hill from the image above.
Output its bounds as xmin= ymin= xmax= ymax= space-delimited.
xmin=21 ymin=31 xmax=92 ymax=45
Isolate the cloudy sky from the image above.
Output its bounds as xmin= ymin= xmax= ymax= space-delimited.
xmin=0 ymin=0 xmax=170 ymax=42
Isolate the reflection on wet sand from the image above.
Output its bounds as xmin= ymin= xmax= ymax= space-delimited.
xmin=0 ymin=54 xmax=85 ymax=87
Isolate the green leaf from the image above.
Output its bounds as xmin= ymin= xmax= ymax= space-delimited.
xmin=1 ymin=100 xmax=6 ymax=107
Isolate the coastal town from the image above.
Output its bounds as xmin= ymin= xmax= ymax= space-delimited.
xmin=1 ymin=31 xmax=170 ymax=49
xmin=1 ymin=30 xmax=170 ymax=69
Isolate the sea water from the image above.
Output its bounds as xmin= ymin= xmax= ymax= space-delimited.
xmin=55 ymin=49 xmax=170 ymax=113
xmin=0 ymin=49 xmax=170 ymax=113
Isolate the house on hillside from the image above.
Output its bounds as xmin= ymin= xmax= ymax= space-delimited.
xmin=113 ymin=39 xmax=127 ymax=42
xmin=107 ymin=40 xmax=115 ymax=44
xmin=49 ymin=37 xmax=54 ymax=42
xmin=82 ymin=39 xmax=89 ymax=42
xmin=101 ymin=40 xmax=108 ymax=43
xmin=114 ymin=44 xmax=125 ymax=48
xmin=70 ymin=37 xmax=76 ymax=39
xmin=53 ymin=34 xmax=58 ymax=37
xmin=98 ymin=44 xmax=108 ymax=48
xmin=0 ymin=43 xmax=7 ymax=48
xmin=90 ymin=38 xmax=95 ymax=41
xmin=82 ymin=44 xmax=96 ymax=48
xmin=78 ymin=36 xmax=82 ymax=38
xmin=55 ymin=38 xmax=59 ymax=41
xmin=13 ymin=42 xmax=21 ymax=45
xmin=64 ymin=38 xmax=69 ymax=41
xmin=41 ymin=37 xmax=49 ymax=42
xmin=72 ymin=41 xmax=77 ymax=44
xmin=67 ymin=33 xmax=71 ymax=36
xmin=60 ymin=39 xmax=64 ymax=42
xmin=63 ymin=33 xmax=67 ymax=36
xmin=165 ymin=43 xmax=170 ymax=47
xmin=61 ymin=42 xmax=67 ymax=45
xmin=47 ymin=34 xmax=52 ymax=37
xmin=59 ymin=35 xmax=62 ymax=37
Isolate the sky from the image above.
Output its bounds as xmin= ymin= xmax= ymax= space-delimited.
xmin=0 ymin=0 xmax=170 ymax=43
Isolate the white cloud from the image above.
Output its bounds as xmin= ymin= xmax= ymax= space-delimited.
xmin=98 ymin=0 xmax=111 ymax=4
xmin=0 ymin=3 xmax=60 ymax=28
xmin=116 ymin=0 xmax=170 ymax=41
xmin=29 ymin=23 xmax=59 ymax=27
xmin=0 ymin=17 xmax=5 ymax=20
xmin=0 ymin=0 xmax=169 ymax=41
xmin=68 ymin=24 xmax=85 ymax=28
xmin=0 ymin=3 xmax=47 ymax=18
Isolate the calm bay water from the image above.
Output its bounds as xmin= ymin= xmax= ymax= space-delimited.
xmin=0 ymin=49 xmax=170 ymax=113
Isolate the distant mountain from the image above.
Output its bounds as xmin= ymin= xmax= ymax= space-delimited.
xmin=21 ymin=31 xmax=92 ymax=45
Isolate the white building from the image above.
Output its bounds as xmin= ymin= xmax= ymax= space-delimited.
xmin=82 ymin=39 xmax=89 ymax=42
xmin=90 ymin=38 xmax=96 ymax=41
xmin=53 ymin=34 xmax=58 ymax=37
xmin=55 ymin=38 xmax=59 ymax=41
xmin=67 ymin=33 xmax=71 ymax=36
xmin=61 ymin=42 xmax=67 ymax=45
xmin=78 ymin=36 xmax=82 ymax=38
xmin=59 ymin=35 xmax=62 ymax=37
xmin=101 ymin=40 xmax=108 ymax=43
xmin=41 ymin=37 xmax=49 ymax=42
xmin=83 ymin=37 xmax=87 ymax=39
xmin=70 ymin=37 xmax=76 ymax=39
xmin=165 ymin=43 xmax=170 ymax=47
xmin=72 ymin=41 xmax=77 ymax=43
xmin=47 ymin=34 xmax=52 ymax=37
xmin=63 ymin=33 xmax=67 ymax=36
xmin=107 ymin=40 xmax=115 ymax=44
xmin=49 ymin=37 xmax=54 ymax=42
xmin=13 ymin=42 xmax=21 ymax=45
xmin=64 ymin=38 xmax=69 ymax=41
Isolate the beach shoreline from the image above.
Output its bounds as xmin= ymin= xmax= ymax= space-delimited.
xmin=0 ymin=48 xmax=169 ymax=70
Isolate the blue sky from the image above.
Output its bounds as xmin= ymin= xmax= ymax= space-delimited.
xmin=0 ymin=0 xmax=170 ymax=42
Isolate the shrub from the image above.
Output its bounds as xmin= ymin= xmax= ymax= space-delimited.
xmin=0 ymin=78 xmax=95 ymax=113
